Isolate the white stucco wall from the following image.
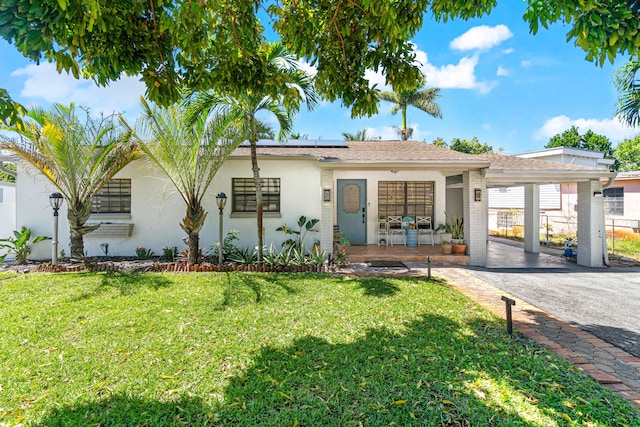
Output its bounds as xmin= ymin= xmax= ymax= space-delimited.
xmin=18 ymin=157 xmax=325 ymax=260
xmin=331 ymin=169 xmax=447 ymax=244
xmin=15 ymin=156 xmax=458 ymax=259
xmin=0 ymin=182 xmax=17 ymax=259
xmin=0 ymin=181 xmax=16 ymax=235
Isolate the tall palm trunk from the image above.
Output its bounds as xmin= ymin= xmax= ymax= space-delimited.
xmin=67 ymin=200 xmax=99 ymax=258
xmin=188 ymin=232 xmax=200 ymax=264
xmin=401 ymin=105 xmax=408 ymax=140
xmin=250 ymin=116 xmax=264 ymax=263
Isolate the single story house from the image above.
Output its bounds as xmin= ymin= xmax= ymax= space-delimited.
xmin=0 ymin=181 xmax=16 ymax=239
xmin=3 ymin=140 xmax=615 ymax=267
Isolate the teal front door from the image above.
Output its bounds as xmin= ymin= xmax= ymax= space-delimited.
xmin=337 ymin=179 xmax=366 ymax=244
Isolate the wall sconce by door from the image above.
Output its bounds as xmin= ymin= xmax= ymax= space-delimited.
xmin=474 ymin=188 xmax=482 ymax=202
xmin=323 ymin=188 xmax=331 ymax=202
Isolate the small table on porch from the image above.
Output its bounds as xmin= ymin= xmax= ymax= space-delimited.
xmin=406 ymin=229 xmax=418 ymax=247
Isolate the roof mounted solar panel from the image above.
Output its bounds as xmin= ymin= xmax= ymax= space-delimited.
xmin=240 ymin=139 xmax=348 ymax=148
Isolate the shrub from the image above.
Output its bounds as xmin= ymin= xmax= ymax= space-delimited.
xmin=0 ymin=226 xmax=50 ymax=264
xmin=162 ymin=246 xmax=179 ymax=262
xmin=135 ymin=247 xmax=154 ymax=260
xmin=211 ymin=230 xmax=242 ymax=263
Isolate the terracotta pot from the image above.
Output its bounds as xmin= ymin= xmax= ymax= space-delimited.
xmin=441 ymin=243 xmax=453 ymax=255
xmin=453 ymin=243 xmax=467 ymax=255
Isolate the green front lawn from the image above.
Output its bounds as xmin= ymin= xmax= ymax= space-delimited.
xmin=0 ymin=271 xmax=637 ymax=426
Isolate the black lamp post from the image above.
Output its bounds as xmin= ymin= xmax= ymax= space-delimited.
xmin=215 ymin=192 xmax=227 ymax=265
xmin=49 ymin=192 xmax=64 ymax=265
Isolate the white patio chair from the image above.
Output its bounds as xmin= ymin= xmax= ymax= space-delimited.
xmin=416 ymin=216 xmax=434 ymax=246
xmin=387 ymin=216 xmax=406 ymax=246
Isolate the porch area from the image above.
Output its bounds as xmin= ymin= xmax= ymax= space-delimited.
xmin=347 ymin=244 xmax=470 ymax=265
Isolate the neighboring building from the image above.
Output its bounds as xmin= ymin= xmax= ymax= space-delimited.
xmin=0 ymin=181 xmax=16 ymax=238
xmin=603 ymin=171 xmax=640 ymax=232
xmin=7 ymin=140 xmax=615 ymax=267
xmin=488 ymin=147 xmax=616 ymax=236
xmin=0 ymin=154 xmax=17 ymax=246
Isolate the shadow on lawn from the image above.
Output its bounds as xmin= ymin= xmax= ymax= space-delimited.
xmin=218 ymin=273 xmax=403 ymax=308
xmin=73 ymin=271 xmax=172 ymax=300
xmin=356 ymin=276 xmax=401 ymax=297
xmin=216 ymin=314 xmax=639 ymax=426
xmin=29 ymin=314 xmax=639 ymax=426
xmin=32 ymin=394 xmax=213 ymax=426
xmin=219 ymin=273 xmax=314 ymax=308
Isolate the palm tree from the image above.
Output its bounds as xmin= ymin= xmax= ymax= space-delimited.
xmin=0 ymin=104 xmax=138 ymax=258
xmin=342 ymin=128 xmax=374 ymax=141
xmin=377 ymin=80 xmax=442 ymax=140
xmin=124 ymin=98 xmax=242 ymax=265
xmin=614 ymin=60 xmax=640 ymax=127
xmin=187 ymin=42 xmax=318 ymax=263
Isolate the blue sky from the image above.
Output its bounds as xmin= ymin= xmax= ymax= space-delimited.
xmin=1 ymin=1 xmax=638 ymax=154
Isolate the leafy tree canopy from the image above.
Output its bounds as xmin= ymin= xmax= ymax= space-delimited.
xmin=433 ymin=136 xmax=495 ymax=154
xmin=1 ymin=0 xmax=639 ymax=122
xmin=545 ymin=125 xmax=619 ymax=170
xmin=614 ymin=135 xmax=640 ymax=171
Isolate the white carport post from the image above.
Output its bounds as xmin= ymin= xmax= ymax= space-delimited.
xmin=524 ymin=184 xmax=540 ymax=253
xmin=463 ymin=170 xmax=488 ymax=266
xmin=576 ymin=180 xmax=604 ymax=267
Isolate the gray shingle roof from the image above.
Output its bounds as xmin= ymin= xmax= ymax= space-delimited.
xmin=231 ymin=140 xmax=608 ymax=173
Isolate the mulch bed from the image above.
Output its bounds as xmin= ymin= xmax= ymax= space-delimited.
xmin=6 ymin=261 xmax=330 ymax=274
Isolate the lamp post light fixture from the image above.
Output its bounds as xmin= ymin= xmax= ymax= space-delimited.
xmin=49 ymin=192 xmax=64 ymax=265
xmin=215 ymin=192 xmax=227 ymax=265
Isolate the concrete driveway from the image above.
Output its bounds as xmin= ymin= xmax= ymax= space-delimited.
xmin=463 ymin=238 xmax=640 ymax=358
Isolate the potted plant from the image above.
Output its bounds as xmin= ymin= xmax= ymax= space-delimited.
xmin=440 ymin=239 xmax=453 ymax=255
xmin=435 ymin=223 xmax=452 ymax=243
xmin=448 ymin=215 xmax=466 ymax=255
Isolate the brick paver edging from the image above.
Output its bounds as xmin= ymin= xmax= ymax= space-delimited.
xmin=436 ymin=268 xmax=640 ymax=409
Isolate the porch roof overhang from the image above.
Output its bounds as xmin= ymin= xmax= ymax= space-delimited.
xmin=317 ymin=159 xmax=491 ymax=171
xmin=483 ymin=168 xmax=617 ymax=188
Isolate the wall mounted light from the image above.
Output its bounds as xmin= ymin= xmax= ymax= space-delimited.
xmin=474 ymin=188 xmax=482 ymax=202
xmin=593 ymin=191 xmax=603 ymax=197
xmin=323 ymin=188 xmax=331 ymax=202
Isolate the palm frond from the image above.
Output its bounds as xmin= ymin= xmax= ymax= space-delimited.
xmin=614 ymin=60 xmax=640 ymax=127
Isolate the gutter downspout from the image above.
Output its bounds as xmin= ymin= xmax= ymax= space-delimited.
xmin=601 ymin=177 xmax=615 ymax=266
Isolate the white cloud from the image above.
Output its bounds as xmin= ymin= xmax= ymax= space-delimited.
xmin=11 ymin=62 xmax=145 ymax=116
xmin=422 ymin=53 xmax=496 ymax=93
xmin=450 ymin=25 xmax=513 ymax=51
xmin=502 ymin=48 xmax=515 ymax=54
xmin=534 ymin=115 xmax=640 ymax=142
xmin=364 ymin=68 xmax=389 ymax=90
xmin=521 ymin=60 xmax=532 ymax=68
xmin=365 ymin=44 xmax=497 ymax=94
xmin=482 ymin=123 xmax=491 ymax=130
xmin=496 ymin=66 xmax=511 ymax=77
